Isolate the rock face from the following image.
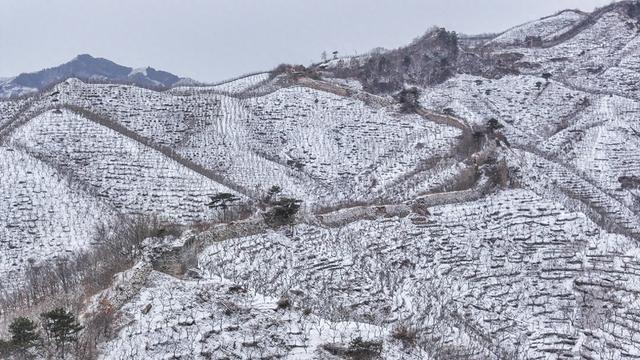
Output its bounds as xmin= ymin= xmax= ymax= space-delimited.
xmin=0 ymin=54 xmax=183 ymax=98
xmin=323 ymin=1 xmax=640 ymax=95
xmin=329 ymin=28 xmax=461 ymax=93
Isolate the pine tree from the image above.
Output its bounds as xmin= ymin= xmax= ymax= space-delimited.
xmin=206 ymin=192 xmax=240 ymax=210
xmin=265 ymin=185 xmax=282 ymax=204
xmin=206 ymin=192 xmax=240 ymax=221
xmin=263 ymin=197 xmax=302 ymax=227
xmin=41 ymin=308 xmax=83 ymax=359
xmin=487 ymin=118 xmax=504 ymax=132
xmin=9 ymin=317 xmax=39 ymax=349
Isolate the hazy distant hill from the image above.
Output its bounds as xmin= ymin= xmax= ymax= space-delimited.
xmin=0 ymin=54 xmax=187 ymax=98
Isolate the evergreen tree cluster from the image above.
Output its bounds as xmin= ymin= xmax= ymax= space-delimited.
xmin=0 ymin=308 xmax=83 ymax=359
xmin=261 ymin=185 xmax=302 ymax=227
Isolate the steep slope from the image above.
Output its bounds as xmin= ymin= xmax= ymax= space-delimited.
xmin=328 ymin=28 xmax=460 ymax=93
xmin=94 ymin=4 xmax=640 ymax=358
xmin=419 ymin=74 xmax=590 ymax=144
xmin=540 ymin=96 xmax=640 ymax=211
xmin=0 ymin=146 xmax=114 ymax=287
xmin=194 ymin=187 xmax=640 ymax=358
xmin=99 ymin=183 xmax=640 ymax=359
xmin=8 ymin=109 xmax=243 ymax=223
xmin=488 ymin=1 xmax=640 ymax=99
xmin=25 ymin=78 xmax=464 ymax=207
xmin=2 ymin=3 xmax=640 ymax=359
xmin=171 ymin=72 xmax=271 ymax=96
xmin=420 ymin=74 xmax=640 ymax=238
xmin=100 ymin=271 xmax=426 ymax=359
xmin=242 ymin=86 xmax=462 ymax=203
xmin=414 ymin=2 xmax=640 ymax=226
xmin=488 ymin=10 xmax=587 ymax=46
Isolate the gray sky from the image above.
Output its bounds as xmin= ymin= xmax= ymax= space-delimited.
xmin=1 ymin=0 xmax=616 ymax=82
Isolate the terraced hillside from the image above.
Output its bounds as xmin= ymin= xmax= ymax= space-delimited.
xmin=487 ymin=10 xmax=587 ymax=46
xmin=194 ymin=188 xmax=640 ymax=359
xmin=9 ymin=109 xmax=240 ymax=223
xmin=2 ymin=2 xmax=640 ymax=359
xmin=12 ymin=77 xmax=462 ymax=206
xmin=0 ymin=146 xmax=113 ymax=287
xmin=101 ymin=270 xmax=427 ymax=359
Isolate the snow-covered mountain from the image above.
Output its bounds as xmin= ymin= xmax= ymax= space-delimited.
xmin=2 ymin=1 xmax=640 ymax=359
xmin=0 ymin=54 xmax=188 ymax=99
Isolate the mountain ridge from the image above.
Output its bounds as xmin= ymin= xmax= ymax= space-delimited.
xmin=2 ymin=1 xmax=640 ymax=359
xmin=0 ymin=54 xmax=190 ymax=99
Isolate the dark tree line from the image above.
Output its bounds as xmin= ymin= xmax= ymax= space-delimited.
xmin=327 ymin=27 xmax=460 ymax=93
xmin=1 ymin=308 xmax=83 ymax=359
xmin=207 ymin=186 xmax=302 ymax=227
xmin=0 ymin=216 xmax=173 ymax=359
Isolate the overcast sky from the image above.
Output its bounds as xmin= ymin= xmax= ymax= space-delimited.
xmin=1 ymin=0 xmax=616 ymax=82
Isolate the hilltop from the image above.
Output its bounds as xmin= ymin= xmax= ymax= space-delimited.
xmin=0 ymin=54 xmax=190 ymax=99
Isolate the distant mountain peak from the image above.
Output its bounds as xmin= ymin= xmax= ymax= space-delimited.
xmin=73 ymin=53 xmax=95 ymax=61
xmin=0 ymin=54 xmax=187 ymax=98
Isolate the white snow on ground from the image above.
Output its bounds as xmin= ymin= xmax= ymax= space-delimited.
xmin=3 ymin=4 xmax=640 ymax=358
xmin=489 ymin=10 xmax=586 ymax=45
xmin=420 ymin=74 xmax=588 ymax=145
xmin=243 ymin=86 xmax=461 ymax=202
xmin=31 ymin=80 xmax=461 ymax=206
xmin=0 ymin=97 xmax=30 ymax=129
xmin=171 ymin=72 xmax=271 ymax=96
xmin=495 ymin=10 xmax=639 ymax=80
xmin=209 ymin=73 xmax=270 ymax=94
xmin=196 ymin=187 xmax=640 ymax=358
xmin=40 ymin=80 xmax=315 ymax=201
xmin=9 ymin=109 xmax=242 ymax=223
xmin=489 ymin=10 xmax=586 ymax=46
xmin=100 ymin=271 xmax=427 ymax=359
xmin=0 ymin=146 xmax=114 ymax=287
xmin=540 ymin=96 xmax=640 ymax=209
